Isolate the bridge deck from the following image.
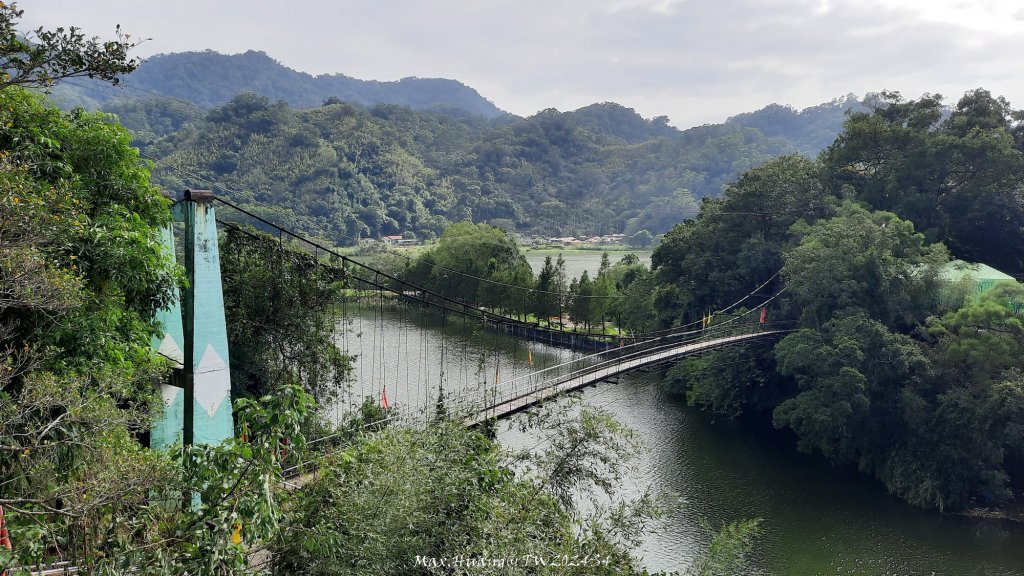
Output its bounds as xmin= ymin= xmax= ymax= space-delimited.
xmin=468 ymin=330 xmax=789 ymax=426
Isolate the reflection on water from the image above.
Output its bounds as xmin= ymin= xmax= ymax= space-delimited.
xmin=339 ymin=304 xmax=1024 ymax=576
xmin=329 ymin=303 xmax=579 ymax=425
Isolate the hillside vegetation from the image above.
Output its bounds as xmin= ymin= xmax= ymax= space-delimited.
xmin=108 ymin=94 xmax=865 ymax=244
xmin=644 ymin=89 xmax=1024 ymax=511
xmin=39 ymin=48 xmax=869 ymax=245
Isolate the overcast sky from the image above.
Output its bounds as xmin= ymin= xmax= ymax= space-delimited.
xmin=21 ymin=0 xmax=1024 ymax=127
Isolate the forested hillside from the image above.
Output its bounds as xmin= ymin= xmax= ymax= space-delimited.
xmin=35 ymin=47 xmax=868 ymax=245
xmin=726 ymin=94 xmax=869 ymax=156
xmin=49 ymin=49 xmax=506 ymax=117
xmin=113 ymin=95 xmax=852 ymax=244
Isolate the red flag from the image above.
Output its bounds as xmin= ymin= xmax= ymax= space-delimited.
xmin=1 ymin=504 xmax=12 ymax=556
xmin=759 ymin=307 xmax=767 ymax=326
xmin=381 ymin=386 xmax=390 ymax=409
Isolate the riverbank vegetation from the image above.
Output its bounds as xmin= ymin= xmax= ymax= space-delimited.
xmin=392 ymin=222 xmax=654 ymax=336
xmin=7 ymin=4 xmax=1024 ymax=573
xmin=388 ymin=90 xmax=1024 ymax=513
xmin=654 ymin=91 xmax=1024 ymax=511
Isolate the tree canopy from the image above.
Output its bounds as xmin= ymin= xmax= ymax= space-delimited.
xmin=648 ymin=90 xmax=1024 ymax=510
xmin=0 ymin=3 xmax=141 ymax=90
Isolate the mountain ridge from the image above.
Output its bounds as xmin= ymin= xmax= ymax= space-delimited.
xmin=50 ymin=49 xmax=507 ymax=118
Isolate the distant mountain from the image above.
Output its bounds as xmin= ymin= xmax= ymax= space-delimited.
xmin=726 ymin=95 xmax=869 ymax=156
xmin=49 ymin=49 xmax=506 ymax=118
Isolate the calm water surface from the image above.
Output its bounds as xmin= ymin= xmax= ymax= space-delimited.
xmin=523 ymin=249 xmax=652 ymax=280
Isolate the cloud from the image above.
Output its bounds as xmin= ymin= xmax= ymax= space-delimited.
xmin=19 ymin=0 xmax=1024 ymax=127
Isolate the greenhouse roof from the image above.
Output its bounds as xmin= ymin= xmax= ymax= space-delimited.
xmin=939 ymin=260 xmax=1016 ymax=283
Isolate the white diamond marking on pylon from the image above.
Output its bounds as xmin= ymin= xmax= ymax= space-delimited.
xmin=194 ymin=344 xmax=230 ymax=418
xmin=158 ymin=333 xmax=185 ymax=365
xmin=160 ymin=383 xmax=182 ymax=407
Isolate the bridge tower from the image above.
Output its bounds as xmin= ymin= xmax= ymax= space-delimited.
xmin=150 ymin=190 xmax=234 ymax=449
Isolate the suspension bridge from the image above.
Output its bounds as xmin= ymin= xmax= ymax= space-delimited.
xmin=147 ymin=189 xmax=792 ymax=451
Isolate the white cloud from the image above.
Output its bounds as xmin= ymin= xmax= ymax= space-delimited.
xmin=18 ymin=0 xmax=1024 ymax=127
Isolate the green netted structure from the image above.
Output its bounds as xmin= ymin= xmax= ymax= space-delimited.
xmin=938 ymin=260 xmax=1018 ymax=309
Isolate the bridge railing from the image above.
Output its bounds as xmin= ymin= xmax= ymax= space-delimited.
xmin=461 ymin=311 xmax=796 ymax=419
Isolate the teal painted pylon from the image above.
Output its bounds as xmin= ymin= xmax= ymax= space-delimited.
xmin=180 ymin=189 xmax=234 ymax=447
xmin=150 ymin=219 xmax=186 ymax=450
xmin=150 ymin=190 xmax=234 ymax=450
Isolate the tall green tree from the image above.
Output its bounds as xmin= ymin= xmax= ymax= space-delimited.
xmin=773 ymin=313 xmax=930 ymax=470
xmin=822 ymin=89 xmax=1024 ymax=274
xmin=531 ymin=255 xmax=558 ymax=320
xmin=0 ymin=86 xmax=181 ymax=567
xmin=782 ymin=202 xmax=947 ymax=330
xmin=569 ymin=270 xmax=594 ymax=330
xmin=220 ymin=228 xmax=351 ymax=404
xmin=405 ymin=222 xmax=534 ymax=311
xmin=652 ymin=155 xmax=833 ymax=327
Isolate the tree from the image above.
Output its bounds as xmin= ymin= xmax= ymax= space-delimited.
xmin=532 ymin=255 xmax=558 ymax=320
xmin=666 ymin=344 xmax=791 ymax=418
xmin=610 ymin=266 xmax=658 ymax=334
xmin=926 ymin=282 xmax=1024 ymax=386
xmin=220 ymin=228 xmax=351 ymax=405
xmin=773 ymin=313 xmax=929 ymax=469
xmin=822 ymin=89 xmax=1024 ymax=275
xmin=652 ymin=155 xmax=832 ymax=327
xmin=404 ymin=222 xmax=534 ymax=312
xmin=0 ymin=87 xmax=182 ymax=567
xmin=0 ymin=3 xmax=142 ymax=90
xmin=782 ymin=202 xmax=947 ymax=330
xmin=590 ymin=253 xmax=617 ymax=331
xmin=271 ymin=405 xmax=763 ymax=576
xmin=627 ymin=229 xmax=653 ymax=248
xmin=569 ymin=270 xmax=594 ymax=330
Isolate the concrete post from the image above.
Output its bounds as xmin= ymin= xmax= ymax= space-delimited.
xmin=180 ymin=189 xmax=234 ymax=447
xmin=150 ymin=218 xmax=186 ymax=450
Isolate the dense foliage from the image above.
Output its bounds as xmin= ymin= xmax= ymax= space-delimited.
xmin=403 ymin=222 xmax=533 ymax=307
xmin=220 ymin=227 xmax=351 ymax=404
xmin=271 ymin=405 xmax=761 ymax=576
xmin=0 ymin=82 xmax=753 ymax=573
xmin=653 ymin=89 xmax=1024 ymax=511
xmin=43 ymin=80 xmax=866 ymax=247
xmin=35 ymin=48 xmax=873 ymax=249
xmin=131 ymin=95 xmax=812 ymax=244
xmin=0 ymin=80 xmax=170 ymax=567
xmin=822 ymin=89 xmax=1024 ymax=273
xmin=0 ymin=3 xmax=141 ymax=90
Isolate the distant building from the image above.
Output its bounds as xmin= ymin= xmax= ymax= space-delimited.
xmin=381 ymin=235 xmax=417 ymax=246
